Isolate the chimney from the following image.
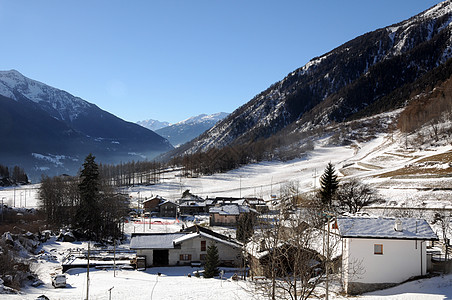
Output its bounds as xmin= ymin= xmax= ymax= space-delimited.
xmin=394 ymin=219 xmax=403 ymax=232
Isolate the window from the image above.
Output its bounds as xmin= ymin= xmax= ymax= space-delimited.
xmin=201 ymin=241 xmax=206 ymax=251
xmin=374 ymin=244 xmax=383 ymax=255
xmin=180 ymin=254 xmax=192 ymax=261
xmin=332 ymin=221 xmax=338 ymax=230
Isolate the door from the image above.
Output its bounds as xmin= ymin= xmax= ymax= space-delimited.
xmin=153 ymin=250 xmax=169 ymax=266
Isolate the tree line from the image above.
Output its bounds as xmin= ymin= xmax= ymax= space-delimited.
xmin=169 ymin=135 xmax=315 ymax=177
xmin=98 ymin=160 xmax=163 ymax=187
xmin=39 ymin=154 xmax=129 ymax=241
xmin=0 ymin=164 xmax=29 ymax=186
xmin=398 ymin=79 xmax=452 ymax=134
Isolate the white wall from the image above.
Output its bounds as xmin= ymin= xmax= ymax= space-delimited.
xmin=137 ymin=249 xmax=154 ymax=267
xmin=344 ymin=238 xmax=426 ymax=285
xmin=136 ymin=236 xmax=241 ymax=267
xmin=173 ymin=236 xmax=241 ymax=266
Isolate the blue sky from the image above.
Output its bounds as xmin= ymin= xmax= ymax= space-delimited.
xmin=0 ymin=0 xmax=442 ymax=124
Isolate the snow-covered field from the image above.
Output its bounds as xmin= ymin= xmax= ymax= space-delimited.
xmin=2 ymin=131 xmax=452 ymax=299
xmin=3 ymin=132 xmax=451 ymax=210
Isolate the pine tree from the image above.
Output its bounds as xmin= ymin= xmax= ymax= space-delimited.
xmin=319 ymin=162 xmax=339 ymax=209
xmin=203 ymin=243 xmax=220 ymax=278
xmin=74 ymin=154 xmax=102 ymax=240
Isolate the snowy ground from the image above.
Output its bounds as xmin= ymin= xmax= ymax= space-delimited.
xmin=2 ymin=132 xmax=451 ymax=210
xmin=2 ymin=131 xmax=452 ymax=299
xmin=5 ymin=229 xmax=452 ymax=300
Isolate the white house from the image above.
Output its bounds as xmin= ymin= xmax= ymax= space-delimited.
xmin=130 ymin=227 xmax=242 ymax=268
xmin=335 ymin=216 xmax=438 ymax=295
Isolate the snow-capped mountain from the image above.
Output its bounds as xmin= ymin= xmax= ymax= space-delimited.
xmin=169 ymin=0 xmax=452 ymax=157
xmin=0 ymin=70 xmax=91 ymax=122
xmin=154 ymin=112 xmax=229 ymax=147
xmin=0 ymin=70 xmax=173 ymax=179
xmin=174 ymin=112 xmax=229 ymax=126
xmin=136 ymin=119 xmax=170 ymax=131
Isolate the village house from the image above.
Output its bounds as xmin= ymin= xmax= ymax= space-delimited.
xmin=244 ymin=198 xmax=269 ymax=213
xmin=130 ymin=226 xmax=242 ymax=268
xmin=209 ymin=203 xmax=257 ymax=226
xmin=178 ymin=193 xmax=207 ymax=215
xmin=158 ymin=200 xmax=178 ymax=218
xmin=143 ymin=196 xmax=164 ymax=213
xmin=334 ymin=216 xmax=438 ymax=295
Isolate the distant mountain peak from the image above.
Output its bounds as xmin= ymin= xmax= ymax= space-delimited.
xmin=175 ymin=112 xmax=229 ymax=126
xmin=136 ymin=119 xmax=170 ymax=131
xmin=154 ymin=112 xmax=229 ymax=147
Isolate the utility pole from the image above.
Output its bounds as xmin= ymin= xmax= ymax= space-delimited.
xmin=86 ymin=242 xmax=90 ymax=300
xmin=239 ymin=176 xmax=242 ymax=198
xmin=113 ymin=240 xmax=116 ymax=277
xmin=270 ymin=177 xmax=273 ymax=197
xmin=313 ymin=169 xmax=318 ymax=189
xmin=108 ymin=286 xmax=114 ymax=300
xmin=326 ymin=216 xmax=330 ymax=300
xmin=1 ymin=197 xmax=4 ymax=223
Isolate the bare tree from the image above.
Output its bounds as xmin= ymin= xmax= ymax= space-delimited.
xmin=432 ymin=207 xmax=452 ymax=270
xmin=247 ymin=205 xmax=336 ymax=300
xmin=335 ymin=178 xmax=382 ymax=214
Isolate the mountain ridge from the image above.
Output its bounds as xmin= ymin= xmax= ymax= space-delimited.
xmin=154 ymin=112 xmax=229 ymax=147
xmin=166 ymin=0 xmax=452 ymax=158
xmin=0 ymin=70 xmax=173 ymax=180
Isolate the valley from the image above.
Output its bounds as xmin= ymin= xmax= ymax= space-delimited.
xmin=1 ymin=1 xmax=452 ymax=299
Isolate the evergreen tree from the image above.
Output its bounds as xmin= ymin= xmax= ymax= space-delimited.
xmin=319 ymin=162 xmax=339 ymax=209
xmin=203 ymin=243 xmax=220 ymax=278
xmin=74 ymin=154 xmax=102 ymax=240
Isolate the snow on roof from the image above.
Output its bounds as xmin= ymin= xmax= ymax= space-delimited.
xmin=179 ymin=200 xmax=206 ymax=207
xmin=210 ymin=204 xmax=241 ymax=215
xmin=130 ymin=233 xmax=186 ymax=249
xmin=159 ymin=200 xmax=178 ymax=207
xmin=336 ymin=217 xmax=438 ymax=240
xmin=174 ymin=231 xmax=241 ymax=248
xmin=209 ymin=204 xmax=255 ymax=215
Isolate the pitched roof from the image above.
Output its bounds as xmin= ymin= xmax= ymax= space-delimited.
xmin=174 ymin=231 xmax=241 ymax=248
xmin=130 ymin=233 xmax=186 ymax=249
xmin=130 ymin=227 xmax=242 ymax=249
xmin=158 ymin=200 xmax=178 ymax=207
xmin=209 ymin=204 xmax=255 ymax=215
xmin=336 ymin=217 xmax=438 ymax=240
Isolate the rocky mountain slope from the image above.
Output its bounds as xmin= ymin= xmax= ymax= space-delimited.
xmin=169 ymin=0 xmax=452 ymax=157
xmin=0 ymin=70 xmax=173 ymax=180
